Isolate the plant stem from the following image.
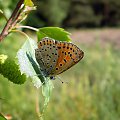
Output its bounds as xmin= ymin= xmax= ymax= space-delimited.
xmin=0 ymin=0 xmax=24 ymax=42
xmin=11 ymin=30 xmax=30 ymax=40
xmin=16 ymin=25 xmax=39 ymax=31
xmin=35 ymin=90 xmax=44 ymax=120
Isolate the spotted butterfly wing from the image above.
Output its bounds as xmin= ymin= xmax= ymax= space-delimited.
xmin=51 ymin=40 xmax=84 ymax=75
xmin=35 ymin=38 xmax=58 ymax=76
xmin=35 ymin=37 xmax=84 ymax=78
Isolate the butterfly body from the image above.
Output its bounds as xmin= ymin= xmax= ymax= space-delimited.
xmin=35 ymin=37 xmax=84 ymax=78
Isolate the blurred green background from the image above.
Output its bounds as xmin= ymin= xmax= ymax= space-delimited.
xmin=0 ymin=0 xmax=120 ymax=120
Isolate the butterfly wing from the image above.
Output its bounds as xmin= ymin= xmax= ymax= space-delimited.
xmin=50 ymin=41 xmax=84 ymax=75
xmin=35 ymin=38 xmax=58 ymax=76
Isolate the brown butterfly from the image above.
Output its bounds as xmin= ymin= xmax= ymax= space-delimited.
xmin=35 ymin=37 xmax=84 ymax=79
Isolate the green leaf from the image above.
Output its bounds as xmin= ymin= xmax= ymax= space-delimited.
xmin=41 ymin=80 xmax=54 ymax=114
xmin=17 ymin=38 xmax=46 ymax=88
xmin=37 ymin=27 xmax=71 ymax=42
xmin=17 ymin=38 xmax=54 ymax=113
xmin=0 ymin=54 xmax=26 ymax=84
xmin=24 ymin=0 xmax=34 ymax=7
xmin=0 ymin=113 xmax=7 ymax=120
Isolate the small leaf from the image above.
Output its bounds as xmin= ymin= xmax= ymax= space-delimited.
xmin=24 ymin=0 xmax=34 ymax=7
xmin=0 ymin=113 xmax=7 ymax=120
xmin=37 ymin=27 xmax=71 ymax=42
xmin=18 ymin=2 xmax=36 ymax=24
xmin=0 ymin=54 xmax=26 ymax=84
xmin=17 ymin=38 xmax=46 ymax=88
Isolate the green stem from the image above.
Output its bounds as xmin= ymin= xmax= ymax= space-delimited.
xmin=16 ymin=25 xmax=39 ymax=31
xmin=35 ymin=90 xmax=44 ymax=120
xmin=11 ymin=30 xmax=30 ymax=40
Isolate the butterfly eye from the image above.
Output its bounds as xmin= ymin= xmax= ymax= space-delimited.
xmin=50 ymin=76 xmax=55 ymax=80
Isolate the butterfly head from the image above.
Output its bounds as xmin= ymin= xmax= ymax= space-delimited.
xmin=49 ymin=76 xmax=56 ymax=80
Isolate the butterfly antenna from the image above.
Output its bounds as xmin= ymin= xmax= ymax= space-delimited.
xmin=57 ymin=76 xmax=69 ymax=84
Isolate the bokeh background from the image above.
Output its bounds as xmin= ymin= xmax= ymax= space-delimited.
xmin=0 ymin=0 xmax=120 ymax=120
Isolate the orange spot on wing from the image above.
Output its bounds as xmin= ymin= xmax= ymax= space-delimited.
xmin=56 ymin=42 xmax=65 ymax=65
xmin=65 ymin=55 xmax=71 ymax=61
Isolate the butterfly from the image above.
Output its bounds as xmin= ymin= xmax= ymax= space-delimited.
xmin=35 ymin=37 xmax=84 ymax=79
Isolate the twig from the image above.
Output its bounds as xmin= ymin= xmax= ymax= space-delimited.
xmin=0 ymin=0 xmax=24 ymax=42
